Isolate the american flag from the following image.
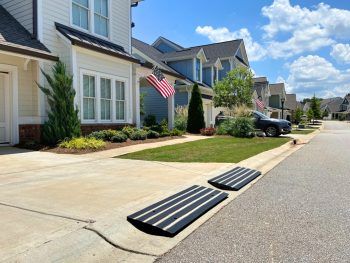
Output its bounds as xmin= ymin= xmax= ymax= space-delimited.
xmin=146 ymin=66 xmax=175 ymax=98
xmin=255 ymin=98 xmax=265 ymax=110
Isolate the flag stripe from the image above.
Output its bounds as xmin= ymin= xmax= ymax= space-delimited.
xmin=146 ymin=67 xmax=176 ymax=99
xmin=255 ymin=99 xmax=265 ymax=110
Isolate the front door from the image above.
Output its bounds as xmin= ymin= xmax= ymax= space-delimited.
xmin=0 ymin=73 xmax=10 ymax=144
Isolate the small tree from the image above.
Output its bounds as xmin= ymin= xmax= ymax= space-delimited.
xmin=187 ymin=84 xmax=205 ymax=133
xmin=295 ymin=107 xmax=303 ymax=124
xmin=37 ymin=61 xmax=81 ymax=145
xmin=213 ymin=67 xmax=253 ymax=112
xmin=310 ymin=94 xmax=321 ymax=124
xmin=322 ymin=109 xmax=329 ymax=119
xmin=307 ymin=108 xmax=314 ymax=123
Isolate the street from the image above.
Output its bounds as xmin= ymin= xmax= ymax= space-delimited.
xmin=158 ymin=121 xmax=350 ymax=262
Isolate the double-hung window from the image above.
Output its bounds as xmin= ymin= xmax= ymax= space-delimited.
xmin=94 ymin=0 xmax=109 ymax=37
xmin=83 ymin=75 xmax=96 ymax=120
xmin=100 ymin=78 xmax=111 ymax=120
xmin=72 ymin=0 xmax=109 ymax=37
xmin=115 ymin=81 xmax=125 ymax=121
xmin=72 ymin=0 xmax=89 ymax=30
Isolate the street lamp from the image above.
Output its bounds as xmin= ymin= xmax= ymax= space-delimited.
xmin=281 ymin=97 xmax=286 ymax=119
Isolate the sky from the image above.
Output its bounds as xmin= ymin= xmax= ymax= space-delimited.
xmin=132 ymin=0 xmax=350 ymax=100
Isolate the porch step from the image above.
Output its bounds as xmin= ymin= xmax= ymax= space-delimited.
xmin=208 ymin=167 xmax=262 ymax=191
xmin=127 ymin=185 xmax=228 ymax=237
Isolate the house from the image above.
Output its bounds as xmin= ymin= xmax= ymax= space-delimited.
xmin=0 ymin=0 xmax=142 ymax=145
xmin=338 ymin=94 xmax=350 ymax=120
xmin=132 ymin=37 xmax=250 ymax=127
xmin=252 ymin=77 xmax=271 ymax=116
xmin=268 ymin=83 xmax=288 ymax=119
xmin=284 ymin=94 xmax=298 ymax=122
xmin=320 ymin=97 xmax=343 ymax=120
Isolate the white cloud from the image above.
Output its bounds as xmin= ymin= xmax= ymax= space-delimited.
xmin=262 ymin=0 xmax=350 ymax=58
xmin=285 ymin=55 xmax=350 ymax=98
xmin=195 ymin=26 xmax=267 ymax=62
xmin=331 ymin=43 xmax=350 ymax=64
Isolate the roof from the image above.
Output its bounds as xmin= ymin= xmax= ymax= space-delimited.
xmin=152 ymin=36 xmax=184 ymax=50
xmin=285 ymin=94 xmax=297 ymax=110
xmin=253 ymin=77 xmax=268 ymax=83
xmin=321 ymin=97 xmax=343 ymax=113
xmin=55 ymin=23 xmax=139 ymax=63
xmin=132 ymin=38 xmax=185 ymax=79
xmin=269 ymin=83 xmax=285 ymax=95
xmin=161 ymin=46 xmax=204 ymax=60
xmin=0 ymin=6 xmax=57 ymax=61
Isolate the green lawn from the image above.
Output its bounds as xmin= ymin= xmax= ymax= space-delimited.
xmin=118 ymin=137 xmax=290 ymax=163
xmin=291 ymin=129 xmax=317 ymax=135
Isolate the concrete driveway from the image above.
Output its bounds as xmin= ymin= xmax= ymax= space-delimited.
xmin=0 ymin=143 xmax=230 ymax=262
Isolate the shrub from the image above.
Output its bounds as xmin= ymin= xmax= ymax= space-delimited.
xmin=160 ymin=130 xmax=171 ymax=137
xmin=88 ymin=129 xmax=118 ymax=141
xmin=174 ymin=106 xmax=188 ymax=131
xmin=146 ymin=130 xmax=160 ymax=139
xmin=122 ymin=126 xmax=136 ymax=138
xmin=200 ymin=127 xmax=216 ymax=136
xmin=216 ymin=118 xmax=235 ymax=135
xmin=111 ymin=131 xmax=128 ymax=143
xmin=231 ymin=117 xmax=255 ymax=138
xmin=130 ymin=129 xmax=147 ymax=140
xmin=233 ymin=105 xmax=252 ymax=117
xmin=170 ymin=129 xmax=184 ymax=136
xmin=143 ymin=115 xmax=157 ymax=127
xmin=37 ymin=61 xmax=81 ymax=145
xmin=187 ymin=84 xmax=205 ymax=133
xmin=59 ymin=137 xmax=106 ymax=150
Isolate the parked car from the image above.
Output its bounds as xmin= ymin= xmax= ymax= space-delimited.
xmin=215 ymin=111 xmax=292 ymax=137
xmin=252 ymin=111 xmax=292 ymax=137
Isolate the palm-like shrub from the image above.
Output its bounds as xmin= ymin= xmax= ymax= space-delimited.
xmin=187 ymin=84 xmax=205 ymax=133
xmin=37 ymin=61 xmax=80 ymax=145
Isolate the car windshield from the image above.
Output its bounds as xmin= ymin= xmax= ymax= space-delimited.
xmin=254 ymin=111 xmax=269 ymax=119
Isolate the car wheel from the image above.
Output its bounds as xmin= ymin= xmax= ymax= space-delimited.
xmin=265 ymin=126 xmax=278 ymax=137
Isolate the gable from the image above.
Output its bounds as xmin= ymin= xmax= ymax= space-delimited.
xmin=152 ymin=37 xmax=183 ymax=53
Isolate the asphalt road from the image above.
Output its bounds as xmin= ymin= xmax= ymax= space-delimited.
xmin=158 ymin=121 xmax=350 ymax=263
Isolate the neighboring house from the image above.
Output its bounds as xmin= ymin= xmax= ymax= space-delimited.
xmin=252 ymin=77 xmax=271 ymax=116
xmin=132 ymin=36 xmax=250 ymax=127
xmin=320 ymin=97 xmax=343 ymax=120
xmin=338 ymin=94 xmax=350 ymax=120
xmin=268 ymin=83 xmax=288 ymax=119
xmin=0 ymin=0 xmax=142 ymax=145
xmin=284 ymin=94 xmax=297 ymax=122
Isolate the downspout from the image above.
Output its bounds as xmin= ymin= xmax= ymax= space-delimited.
xmin=32 ymin=0 xmax=38 ymax=39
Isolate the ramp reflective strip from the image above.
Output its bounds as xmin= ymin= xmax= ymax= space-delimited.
xmin=218 ymin=168 xmax=252 ymax=185
xmin=127 ymin=185 xmax=228 ymax=237
xmin=208 ymin=167 xmax=242 ymax=183
xmin=208 ymin=167 xmax=262 ymax=191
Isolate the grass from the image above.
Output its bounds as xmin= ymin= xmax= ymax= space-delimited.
xmin=291 ymin=129 xmax=317 ymax=135
xmin=118 ymin=137 xmax=290 ymax=163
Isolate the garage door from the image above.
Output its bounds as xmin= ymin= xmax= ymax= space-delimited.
xmin=0 ymin=73 xmax=9 ymax=144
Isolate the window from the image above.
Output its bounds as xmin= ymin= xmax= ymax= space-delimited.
xmin=213 ymin=68 xmax=217 ymax=84
xmin=72 ymin=0 xmax=89 ymax=30
xmin=115 ymin=81 xmax=125 ymax=120
xmin=94 ymin=0 xmax=109 ymax=37
xmin=83 ymin=75 xmax=96 ymax=120
xmin=100 ymin=78 xmax=111 ymax=120
xmin=196 ymin=58 xmax=201 ymax=82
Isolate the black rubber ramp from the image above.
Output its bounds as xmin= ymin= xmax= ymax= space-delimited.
xmin=127 ymin=185 xmax=228 ymax=237
xmin=208 ymin=166 xmax=262 ymax=191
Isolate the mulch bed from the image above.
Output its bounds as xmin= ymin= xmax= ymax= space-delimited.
xmin=16 ymin=136 xmax=184 ymax=155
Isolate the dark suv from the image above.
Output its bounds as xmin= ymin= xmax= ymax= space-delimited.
xmin=253 ymin=111 xmax=292 ymax=137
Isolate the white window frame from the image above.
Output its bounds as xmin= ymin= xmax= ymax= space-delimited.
xmin=100 ymin=77 xmax=112 ymax=121
xmin=94 ymin=0 xmax=110 ymax=38
xmin=115 ymin=80 xmax=126 ymax=121
xmin=193 ymin=57 xmax=202 ymax=83
xmin=80 ymin=69 xmax=128 ymax=124
xmin=70 ymin=0 xmax=111 ymax=40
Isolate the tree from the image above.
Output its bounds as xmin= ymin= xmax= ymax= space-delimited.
xmin=310 ymin=94 xmax=321 ymax=124
xmin=213 ymin=67 xmax=254 ymax=111
xmin=322 ymin=109 xmax=329 ymax=118
xmin=295 ymin=107 xmax=303 ymax=124
xmin=307 ymin=108 xmax=314 ymax=123
xmin=37 ymin=61 xmax=81 ymax=145
xmin=187 ymin=84 xmax=205 ymax=133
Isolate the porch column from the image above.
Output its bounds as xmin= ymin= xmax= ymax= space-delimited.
xmin=168 ymin=94 xmax=174 ymax=129
xmin=135 ymin=78 xmax=141 ymax=128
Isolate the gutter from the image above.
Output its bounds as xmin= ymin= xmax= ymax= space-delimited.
xmin=0 ymin=44 xmax=59 ymax=61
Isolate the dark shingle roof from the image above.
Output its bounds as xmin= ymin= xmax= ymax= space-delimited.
xmin=285 ymin=94 xmax=297 ymax=110
xmin=321 ymin=97 xmax=343 ymax=113
xmin=0 ymin=6 xmax=57 ymax=61
xmin=269 ymin=83 xmax=285 ymax=95
xmin=56 ymin=23 xmax=139 ymax=63
xmin=153 ymin=36 xmax=184 ymax=50
xmin=132 ymin=38 xmax=185 ymax=79
xmin=253 ymin=77 xmax=268 ymax=83
xmin=161 ymin=46 xmax=204 ymax=60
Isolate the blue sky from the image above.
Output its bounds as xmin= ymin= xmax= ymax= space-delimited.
xmin=132 ymin=0 xmax=350 ymax=99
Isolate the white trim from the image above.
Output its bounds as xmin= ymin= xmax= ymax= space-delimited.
xmin=152 ymin=37 xmax=183 ymax=51
xmin=0 ymin=73 xmax=10 ymax=144
xmin=0 ymin=64 xmax=19 ymax=145
xmin=0 ymin=50 xmax=53 ymax=63
xmin=18 ymin=117 xmax=42 ymax=125
xmin=37 ymin=61 xmax=46 ymax=123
